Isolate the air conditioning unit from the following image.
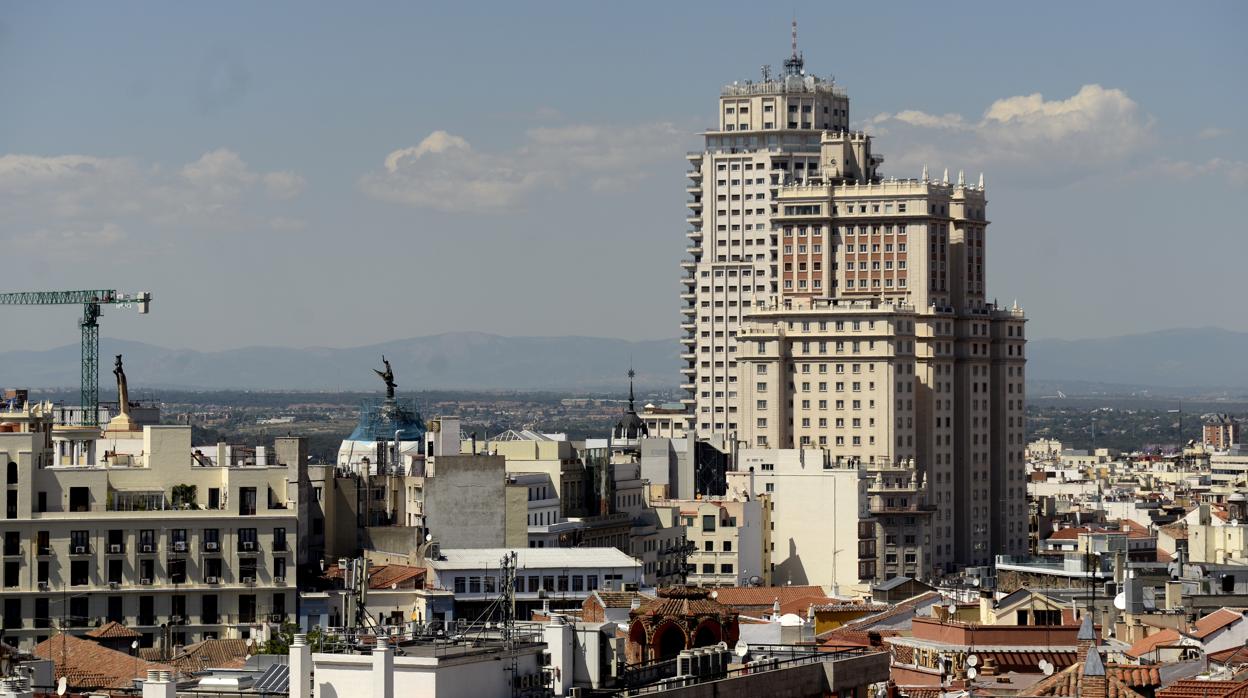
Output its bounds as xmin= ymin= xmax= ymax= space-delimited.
xmin=206 ymin=542 xmax=219 ymax=551
xmin=108 ymin=544 xmax=121 ymax=553
xmin=274 ymin=576 xmax=285 ymax=584
xmin=173 ymin=542 xmax=187 ymax=552
xmin=242 ymin=577 xmax=255 ymax=585
xmin=205 ymin=576 xmax=219 ymax=584
xmin=37 ymin=581 xmax=49 ymax=591
xmin=241 ymin=541 xmax=256 ymax=551
xmin=269 ymin=613 xmax=283 ymax=623
xmin=141 ymin=544 xmax=154 ymax=553
xmin=108 ymin=581 xmax=120 ymax=590
xmin=73 ymin=545 xmax=86 ymax=554
xmin=139 ymin=578 xmax=152 ymax=585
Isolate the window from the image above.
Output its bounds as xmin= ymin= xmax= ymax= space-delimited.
xmin=702 ymin=515 xmax=717 ymax=532
xmin=70 ymin=560 xmax=89 ymax=586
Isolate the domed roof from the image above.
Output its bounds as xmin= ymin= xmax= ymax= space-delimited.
xmin=347 ymin=397 xmax=426 ymax=443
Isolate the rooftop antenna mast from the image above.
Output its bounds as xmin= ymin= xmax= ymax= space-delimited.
xmin=783 ymin=19 xmax=804 ymax=75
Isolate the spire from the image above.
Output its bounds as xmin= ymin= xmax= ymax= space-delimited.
xmin=957 ymin=170 xmax=965 ymax=187
xmin=921 ymin=164 xmax=929 ymax=182
xmin=978 ymin=172 xmax=985 ymax=189
xmin=627 ymin=366 xmax=636 ymax=413
xmin=1077 ymin=613 xmax=1096 ymax=641
xmin=942 ymin=168 xmax=949 ymax=184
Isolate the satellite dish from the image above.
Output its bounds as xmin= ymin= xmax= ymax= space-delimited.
xmin=1233 ymin=519 xmax=1240 ymax=527
xmin=967 ymin=654 xmax=979 ymax=667
xmin=57 ymin=677 xmax=67 ymax=696
xmin=1113 ymin=593 xmax=1127 ymax=611
xmin=131 ymin=640 xmax=139 ymax=650
xmin=710 ymin=590 xmax=719 ymax=599
xmin=1041 ymin=660 xmax=1055 ymax=676
xmin=971 ymin=578 xmax=981 ymax=587
xmin=967 ymin=667 xmax=978 ymax=680
xmin=946 ymin=604 xmax=957 ymax=615
xmin=734 ymin=640 xmax=750 ymax=658
xmin=425 ymin=533 xmax=433 ymax=542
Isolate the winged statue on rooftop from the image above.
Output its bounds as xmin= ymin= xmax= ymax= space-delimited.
xmin=374 ymin=356 xmax=396 ymax=399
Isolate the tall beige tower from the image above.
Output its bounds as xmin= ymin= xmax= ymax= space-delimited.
xmin=683 ymin=33 xmax=1027 ymax=580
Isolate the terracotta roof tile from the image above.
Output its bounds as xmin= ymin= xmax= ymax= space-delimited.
xmin=594 ymin=591 xmax=654 ymax=609
xmin=33 ymin=634 xmax=175 ymax=690
xmin=1193 ymin=609 xmax=1245 ymax=639
xmin=84 ymin=621 xmax=141 ymax=640
xmin=1125 ymin=629 xmax=1183 ymax=659
xmin=169 ymin=638 xmax=250 ymax=671
xmin=1209 ymin=644 xmax=1248 ymax=665
xmin=1156 ymin=679 xmax=1248 ymax=698
xmin=711 ymin=585 xmax=828 ymax=610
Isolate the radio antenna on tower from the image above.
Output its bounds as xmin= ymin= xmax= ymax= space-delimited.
xmin=784 ymin=18 xmax=805 ymax=75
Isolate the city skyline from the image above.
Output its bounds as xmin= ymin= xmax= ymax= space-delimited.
xmin=2 ymin=2 xmax=1245 ymax=353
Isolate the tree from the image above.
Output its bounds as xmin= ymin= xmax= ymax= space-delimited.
xmin=171 ymin=484 xmax=198 ymax=509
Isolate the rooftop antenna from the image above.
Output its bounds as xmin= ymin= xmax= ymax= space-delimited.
xmin=783 ymin=18 xmax=804 ymax=75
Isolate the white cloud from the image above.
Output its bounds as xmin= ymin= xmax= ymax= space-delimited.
xmin=1198 ymin=126 xmax=1230 ymax=140
xmin=7 ymin=223 xmax=128 ymax=260
xmin=362 ymin=122 xmax=690 ymax=213
xmin=868 ymin=84 xmax=1154 ymax=181
xmin=0 ymin=149 xmax=306 ymax=247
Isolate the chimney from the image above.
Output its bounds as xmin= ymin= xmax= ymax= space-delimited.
xmin=372 ymin=637 xmax=394 ymax=698
xmin=1076 ymin=614 xmax=1096 ymax=663
xmin=1080 ymin=646 xmax=1107 ymax=698
xmin=142 ymin=670 xmax=175 ymax=698
xmin=289 ymin=633 xmax=311 ymax=698
xmin=979 ymin=589 xmax=994 ymax=624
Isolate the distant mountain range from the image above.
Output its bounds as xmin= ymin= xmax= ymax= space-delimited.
xmin=0 ymin=333 xmax=679 ymax=392
xmin=1 ymin=327 xmax=1246 ymax=394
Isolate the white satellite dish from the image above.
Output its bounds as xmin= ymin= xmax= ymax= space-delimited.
xmin=967 ymin=667 xmax=978 ymax=680
xmin=1041 ymin=660 xmax=1054 ymax=676
xmin=946 ymin=603 xmax=957 ymax=615
xmin=56 ymin=677 xmax=67 ymax=696
xmin=971 ymin=578 xmax=981 ymax=587
xmin=967 ymin=654 xmax=979 ymax=667
xmin=734 ymin=640 xmax=750 ymax=658
xmin=1113 ymin=593 xmax=1127 ymax=611
xmin=710 ymin=590 xmax=719 ymax=599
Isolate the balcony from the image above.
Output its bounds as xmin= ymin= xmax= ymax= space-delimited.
xmin=272 ymin=540 xmax=288 ymax=552
xmin=686 ymin=229 xmax=703 ymax=241
xmin=686 ymin=214 xmax=702 ymax=225
xmin=238 ymin=541 xmax=259 ymax=554
xmin=170 ymin=541 xmax=188 ymax=554
xmin=105 ymin=543 xmax=126 ymax=555
xmin=69 ymin=544 xmax=92 ymax=556
xmin=3 ymin=547 xmax=21 ymax=557
xmin=202 ymin=541 xmax=221 ymax=553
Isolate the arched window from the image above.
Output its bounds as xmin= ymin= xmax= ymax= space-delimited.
xmin=5 ymin=462 xmax=15 ymax=485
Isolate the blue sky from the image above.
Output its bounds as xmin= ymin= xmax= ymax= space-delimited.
xmin=1 ymin=1 xmax=1245 ymax=351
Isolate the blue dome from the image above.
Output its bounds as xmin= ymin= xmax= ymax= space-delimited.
xmin=347 ymin=397 xmax=426 ymax=442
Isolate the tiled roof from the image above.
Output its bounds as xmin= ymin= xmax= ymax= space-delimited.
xmin=711 ymin=585 xmax=827 ymax=609
xmin=1160 ymin=523 xmax=1189 ymax=540
xmin=367 ymin=564 xmax=426 ymax=590
xmin=326 ymin=563 xmax=426 ymax=590
xmin=1109 ymin=666 xmax=1163 ymax=687
xmin=1156 ymin=679 xmax=1248 ymax=698
xmin=1026 ymin=661 xmax=1150 ymax=698
xmin=830 ymin=591 xmax=943 ymax=634
xmin=33 ymin=634 xmax=176 ymax=690
xmin=1193 ymin=609 xmax=1244 ymax=639
xmin=779 ymin=594 xmax=839 ymax=618
xmin=169 ymin=638 xmax=250 ymax=671
xmin=85 ymin=621 xmax=141 ymax=640
xmin=1208 ymin=644 xmax=1248 ymax=665
xmin=1125 ymin=629 xmax=1183 ymax=659
xmin=633 ymin=586 xmax=738 ymax=619
xmin=592 ymin=591 xmax=654 ymax=609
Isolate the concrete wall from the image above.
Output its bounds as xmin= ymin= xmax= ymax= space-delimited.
xmin=423 ymin=455 xmax=507 ymax=549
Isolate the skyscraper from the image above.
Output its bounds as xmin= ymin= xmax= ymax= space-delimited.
xmin=683 ymin=30 xmax=1027 ymax=578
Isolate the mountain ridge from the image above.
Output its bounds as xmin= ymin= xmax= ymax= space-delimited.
xmin=3 ymin=327 xmax=1247 ymax=393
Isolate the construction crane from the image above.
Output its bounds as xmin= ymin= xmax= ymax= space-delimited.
xmin=0 ymin=290 xmax=152 ymax=426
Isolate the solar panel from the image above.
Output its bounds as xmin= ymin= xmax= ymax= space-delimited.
xmin=253 ymin=664 xmax=289 ymax=693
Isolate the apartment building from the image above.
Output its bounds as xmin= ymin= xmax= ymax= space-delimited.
xmin=0 ymin=399 xmax=298 ymax=650
xmin=727 ymin=448 xmax=869 ymax=595
xmin=667 ymin=495 xmax=769 ymax=588
xmin=682 ymin=45 xmax=854 ymax=432
xmin=683 ymin=41 xmax=1028 ymax=576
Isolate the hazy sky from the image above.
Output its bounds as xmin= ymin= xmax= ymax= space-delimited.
xmin=1 ymin=1 xmax=1245 ymax=352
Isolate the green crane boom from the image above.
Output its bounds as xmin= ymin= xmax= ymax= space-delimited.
xmin=0 ymin=290 xmax=152 ymax=426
